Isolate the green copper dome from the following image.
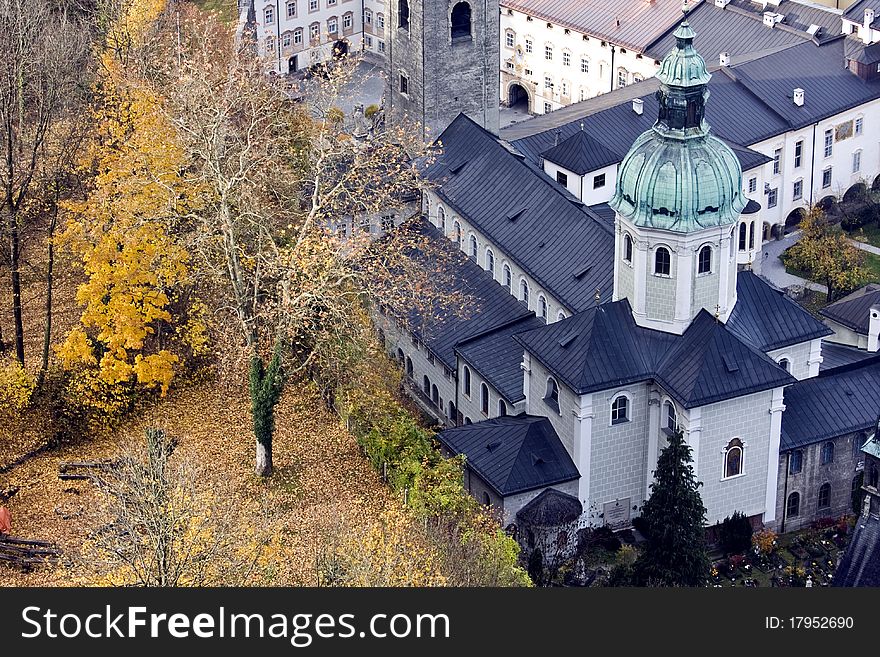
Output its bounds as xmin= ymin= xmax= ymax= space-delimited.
xmin=609 ymin=7 xmax=745 ymax=233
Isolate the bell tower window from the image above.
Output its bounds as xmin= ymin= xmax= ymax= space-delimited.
xmin=654 ymin=247 xmax=671 ymax=276
xmin=398 ymin=0 xmax=409 ymax=29
xmin=451 ymin=2 xmax=471 ymax=40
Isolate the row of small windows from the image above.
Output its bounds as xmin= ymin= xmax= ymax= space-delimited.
xmin=620 ymin=235 xmax=711 ymax=276
xmin=788 ymin=466 xmax=878 ymax=519
xmin=738 ymin=222 xmax=756 ymax=252
xmin=462 ymin=366 xmax=507 ymax=417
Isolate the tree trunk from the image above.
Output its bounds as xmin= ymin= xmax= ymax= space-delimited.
xmin=255 ymin=439 xmax=272 ymax=478
xmin=9 ymin=212 xmax=24 ymax=365
xmin=249 ymin=344 xmax=285 ymax=478
xmin=38 ymin=199 xmax=58 ymax=386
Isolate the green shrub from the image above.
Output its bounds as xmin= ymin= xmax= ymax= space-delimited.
xmin=718 ymin=511 xmax=753 ymax=555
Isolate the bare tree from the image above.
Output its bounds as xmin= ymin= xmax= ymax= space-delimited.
xmin=0 ymin=0 xmax=91 ymax=365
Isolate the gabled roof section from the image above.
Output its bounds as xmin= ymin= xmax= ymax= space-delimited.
xmin=655 ymin=311 xmax=796 ymax=408
xmin=436 ymin=415 xmax=579 ymax=496
xmin=398 ymin=220 xmax=533 ymax=371
xmin=833 ymin=514 xmax=880 ymax=587
xmin=820 ymin=283 xmax=880 ymax=335
xmin=821 ymin=342 xmax=876 ymax=372
xmin=541 ymin=129 xmax=619 ymax=175
xmin=726 ymin=271 xmax=833 ymax=351
xmin=424 ymin=114 xmax=614 ymax=312
xmin=780 ymin=356 xmax=880 ymax=450
xmin=843 ymin=0 xmax=880 ymax=27
xmin=844 ymin=36 xmax=880 ymax=65
xmin=456 ymin=315 xmax=545 ymax=404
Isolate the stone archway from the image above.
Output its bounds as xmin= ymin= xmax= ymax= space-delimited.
xmin=508 ymin=82 xmax=530 ymax=112
xmin=817 ymin=195 xmax=837 ymax=216
xmin=843 ymin=182 xmax=868 ymax=204
xmin=288 ymin=55 xmax=298 ymax=74
xmin=785 ymin=207 xmax=806 ymax=232
xmin=332 ymin=39 xmax=349 ymax=59
xmin=873 ymin=174 xmax=880 ymax=192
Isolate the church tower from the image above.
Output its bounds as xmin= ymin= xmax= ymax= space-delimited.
xmin=609 ymin=9 xmax=746 ymax=335
xmin=386 ymin=0 xmax=500 ymax=141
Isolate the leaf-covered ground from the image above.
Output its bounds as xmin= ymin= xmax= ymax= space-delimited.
xmin=0 ymin=377 xmax=421 ymax=586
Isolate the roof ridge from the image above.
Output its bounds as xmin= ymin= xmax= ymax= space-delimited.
xmin=722 ymin=63 xmax=797 ymax=129
xmin=454 ymin=311 xmax=538 ymax=349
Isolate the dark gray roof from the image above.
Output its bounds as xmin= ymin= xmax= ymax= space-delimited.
xmin=456 ymin=315 xmax=545 ymax=404
xmin=819 ymin=284 xmax=880 ymax=335
xmin=514 ymin=299 xmax=794 ymax=408
xmin=832 ymin=513 xmax=880 ymax=587
xmin=780 ymin=356 xmax=880 ymax=450
xmin=843 ymin=0 xmax=880 ymax=28
xmin=425 ymin=114 xmax=615 ymax=313
xmin=844 ymin=34 xmax=880 ymax=64
xmin=400 ymin=220 xmax=533 ymax=371
xmin=436 ymin=414 xmax=579 ymax=496
xmin=820 ymin=341 xmax=877 ymax=371
xmin=516 ymin=488 xmax=583 ymax=526
xmin=587 ymin=202 xmax=617 ymax=228
xmin=645 ymin=1 xmax=810 ymax=61
xmin=541 ymin=129 xmax=619 ymax=175
xmin=727 ymin=0 xmax=841 ymax=40
xmin=726 ymin=271 xmax=833 ymax=351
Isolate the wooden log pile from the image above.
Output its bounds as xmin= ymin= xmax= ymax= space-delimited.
xmin=0 ymin=535 xmax=61 ymax=571
xmin=58 ymin=460 xmax=116 ymax=481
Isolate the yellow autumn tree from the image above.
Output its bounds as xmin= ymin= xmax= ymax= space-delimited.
xmin=57 ymin=57 xmax=207 ymax=419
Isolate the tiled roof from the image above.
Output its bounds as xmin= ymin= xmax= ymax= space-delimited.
xmin=435 ymin=415 xmax=579 ymax=496
xmin=541 ymin=129 xmax=619 ymax=175
xmin=780 ymin=356 xmax=880 ymax=450
xmin=399 ymin=220 xmax=533 ymax=371
xmin=820 ymin=341 xmax=876 ymax=371
xmin=832 ymin=513 xmax=880 ymax=587
xmin=456 ymin=315 xmax=545 ymax=404
xmin=514 ymin=299 xmax=794 ymax=408
xmin=820 ymin=284 xmax=880 ymax=335
xmin=424 ymin=114 xmax=615 ymax=313
xmin=500 ymin=0 xmax=696 ymax=51
xmin=726 ymin=271 xmax=833 ymax=351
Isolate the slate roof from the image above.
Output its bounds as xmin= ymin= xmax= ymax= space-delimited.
xmin=587 ymin=202 xmax=617 ymax=228
xmin=513 ymin=299 xmax=795 ymax=408
xmin=503 ymin=39 xmax=880 ymax=173
xmin=820 ymin=341 xmax=876 ymax=371
xmin=500 ymin=0 xmax=694 ymax=51
xmin=455 ymin=315 xmax=545 ymax=404
xmin=780 ymin=356 xmax=880 ymax=450
xmin=843 ymin=0 xmax=880 ymax=28
xmin=844 ymin=35 xmax=880 ymax=64
xmin=541 ymin=129 xmax=619 ymax=175
xmin=832 ymin=513 xmax=880 ymax=587
xmin=726 ymin=271 xmax=833 ymax=351
xmin=819 ymin=284 xmax=880 ymax=335
xmin=424 ymin=114 xmax=615 ymax=313
xmin=399 ymin=220 xmax=533 ymax=371
xmin=435 ymin=415 xmax=579 ymax=496
xmin=516 ymin=488 xmax=583 ymax=525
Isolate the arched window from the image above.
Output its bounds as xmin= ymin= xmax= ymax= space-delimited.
xmin=611 ymin=394 xmax=629 ymax=425
xmin=520 ymin=279 xmax=530 ymax=306
xmin=423 ymin=375 xmax=430 ymax=395
xmin=817 ymin=482 xmax=831 ymax=509
xmin=453 ymin=220 xmax=462 ymax=246
xmin=786 ymin=491 xmax=800 ymax=518
xmin=664 ymin=401 xmax=676 ymax=432
xmin=480 ymin=383 xmax=489 ymax=415
xmin=498 ymin=399 xmax=507 ymax=416
xmin=778 ymin=358 xmax=790 ymax=373
xmin=789 ymin=449 xmax=803 ymax=474
xmin=438 ymin=206 xmax=446 ymax=233
xmin=821 ymin=441 xmax=834 ymax=465
xmin=654 ymin=247 xmax=670 ymax=276
xmin=557 ymin=310 xmax=566 ymax=322
xmin=738 ymin=223 xmax=747 ymax=251
xmin=469 ymin=234 xmax=478 ymax=260
xmin=723 ymin=438 xmax=744 ymax=478
xmin=749 ymin=221 xmax=755 ymax=250
xmin=463 ymin=365 xmax=472 ymax=397
xmin=544 ymin=377 xmax=560 ymax=413
xmin=464 ymin=417 xmax=472 ymax=425
xmin=432 ymin=384 xmax=440 ymax=407
xmin=503 ymin=264 xmax=512 ymax=291
xmin=450 ymin=2 xmax=471 ymax=39
xmin=398 ymin=0 xmax=409 ymax=29
xmin=869 ymin=463 xmax=879 ymax=488
xmin=405 ymin=356 xmax=413 ymax=377
xmin=486 ymin=249 xmax=495 ymax=276
xmin=698 ymin=245 xmax=712 ymax=274
xmin=482 ymin=491 xmax=491 ymax=506
xmin=538 ymin=295 xmax=548 ymax=322
xmin=623 ymin=234 xmax=633 ymax=263
xmin=448 ymin=400 xmax=456 ymax=420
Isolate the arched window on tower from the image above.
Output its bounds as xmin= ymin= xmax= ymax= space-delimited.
xmin=450 ymin=2 xmax=471 ymax=40
xmin=698 ymin=245 xmax=712 ymax=274
xmin=663 ymin=401 xmax=676 ymax=433
xmin=749 ymin=221 xmax=755 ymax=250
xmin=398 ymin=0 xmax=409 ymax=29
xmin=623 ymin=234 xmax=633 ymax=263
xmin=654 ymin=247 xmax=670 ymax=276
xmin=723 ymin=438 xmax=744 ymax=478
xmin=738 ymin=223 xmax=747 ymax=251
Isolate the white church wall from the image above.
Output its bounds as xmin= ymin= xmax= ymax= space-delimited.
xmin=766 ymin=340 xmax=816 ymax=381
xmin=524 ymin=356 xmax=577 ymax=455
xmin=456 ymin=357 xmax=522 ymax=424
xmin=823 ymin=318 xmax=867 ymax=349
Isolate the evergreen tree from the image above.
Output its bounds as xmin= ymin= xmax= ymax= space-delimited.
xmin=634 ymin=430 xmax=710 ymax=587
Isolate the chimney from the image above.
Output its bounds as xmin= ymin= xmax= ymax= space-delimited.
xmin=714 ymin=0 xmax=730 ymax=7
xmin=554 ymin=128 xmax=561 ymax=146
xmin=869 ymin=304 xmax=880 ymax=352
xmin=793 ymin=88 xmax=804 ymax=106
xmin=719 ymin=51 xmax=730 ymax=66
xmin=864 ymin=8 xmax=874 ymax=44
xmin=632 ymin=98 xmax=644 ymax=115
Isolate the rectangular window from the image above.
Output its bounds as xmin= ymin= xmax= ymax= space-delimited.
xmin=543 ymin=102 xmax=552 ymax=114
xmin=855 ymin=117 xmax=864 ymax=135
xmin=525 ymin=39 xmax=533 ymax=53
xmin=773 ymin=148 xmax=781 ymax=175
xmin=853 ymin=150 xmax=862 ymax=173
xmin=544 ymin=76 xmax=553 ymax=89
xmin=556 ymin=171 xmax=568 ymax=186
xmin=594 ymin=173 xmax=606 ymax=189
xmin=377 ymin=13 xmax=384 ymax=29
xmin=748 ymin=177 xmax=757 ymax=193
xmin=378 ymin=40 xmax=385 ymax=53
xmin=581 ymin=58 xmax=589 ymax=73
xmin=286 ymin=1 xmax=296 ymax=18
xmin=793 ymin=180 xmax=802 ymax=200
xmin=265 ymin=6 xmax=275 ymax=23
xmin=824 ymin=128 xmax=833 ymax=157
xmin=364 ymin=8 xmax=371 ymax=24
xmin=789 ymin=450 xmax=803 ymax=474
xmin=822 ymin=167 xmax=832 ymax=188
xmin=294 ymin=28 xmax=303 ymax=44
xmin=399 ymin=74 xmax=408 ymax=95
xmin=282 ymin=33 xmax=291 ymax=47
xmin=768 ymin=187 xmax=778 ymax=208
xmin=506 ymin=31 xmax=514 ymax=48
xmin=364 ymin=34 xmax=372 ymax=47
xmin=563 ymin=51 xmax=571 ymax=66
xmin=545 ymin=45 xmax=553 ymax=60
xmin=327 ymin=0 xmax=336 ymax=4
xmin=327 ymin=18 xmax=337 ymax=34
xmin=310 ymin=23 xmax=319 ymax=39
xmin=561 ymin=81 xmax=569 ymax=96
xmin=343 ymin=14 xmax=351 ymax=29
xmin=617 ymin=69 xmax=627 ymax=87
xmin=794 ymin=140 xmax=803 ymax=169
xmin=309 ymin=0 xmax=318 ymax=10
